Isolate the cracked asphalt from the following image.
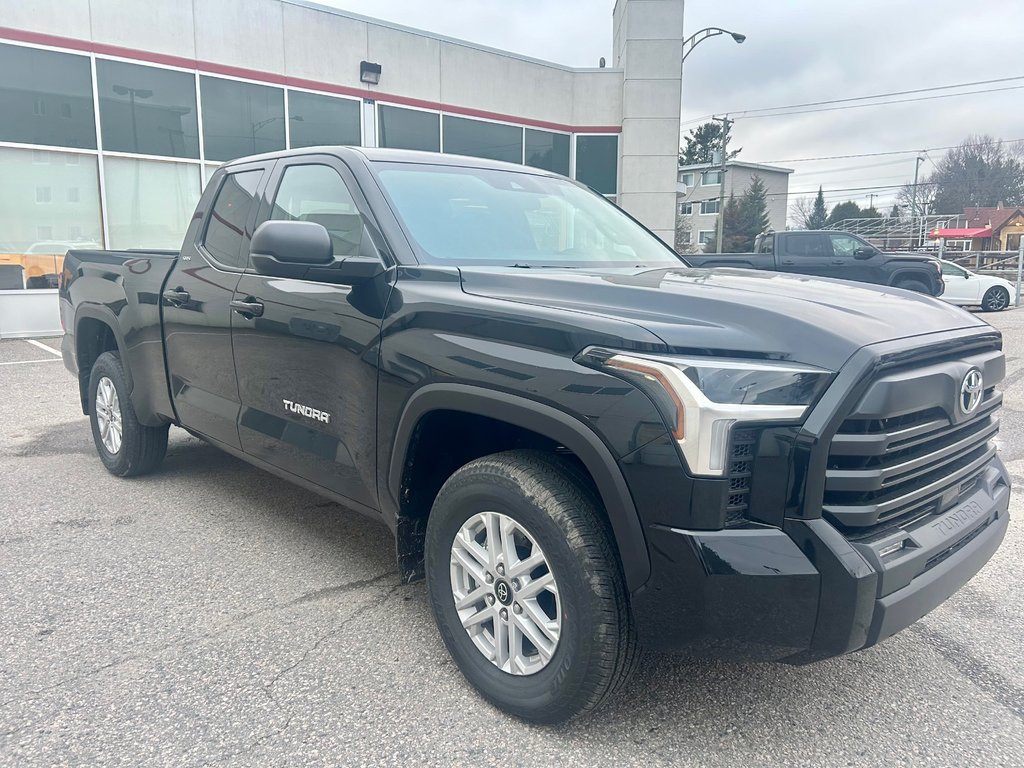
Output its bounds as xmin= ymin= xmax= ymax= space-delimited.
xmin=1 ymin=314 xmax=1023 ymax=767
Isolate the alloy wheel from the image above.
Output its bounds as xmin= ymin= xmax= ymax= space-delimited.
xmin=449 ymin=511 xmax=561 ymax=675
xmin=95 ymin=376 xmax=123 ymax=454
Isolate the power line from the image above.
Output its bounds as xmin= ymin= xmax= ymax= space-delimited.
xmin=680 ymin=74 xmax=1024 ymax=126
xmin=762 ymin=137 xmax=1024 ymax=164
xmin=738 ymin=84 xmax=1024 ymax=120
xmin=761 ymin=181 xmax=938 ymax=199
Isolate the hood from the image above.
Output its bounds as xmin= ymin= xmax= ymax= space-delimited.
xmin=459 ymin=266 xmax=989 ymax=371
xmin=881 ymin=250 xmax=939 ymax=262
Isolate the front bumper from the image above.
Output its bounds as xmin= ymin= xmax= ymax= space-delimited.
xmin=630 ymin=457 xmax=1010 ymax=660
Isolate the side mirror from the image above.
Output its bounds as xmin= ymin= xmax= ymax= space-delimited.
xmin=250 ymin=220 xmax=334 ymax=278
xmin=249 ymin=219 xmax=386 ymax=285
xmin=853 ymin=246 xmax=876 ymax=260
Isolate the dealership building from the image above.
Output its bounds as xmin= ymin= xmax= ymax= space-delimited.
xmin=0 ymin=0 xmax=687 ymax=337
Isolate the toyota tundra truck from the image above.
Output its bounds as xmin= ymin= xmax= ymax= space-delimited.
xmin=59 ymin=147 xmax=1010 ymax=723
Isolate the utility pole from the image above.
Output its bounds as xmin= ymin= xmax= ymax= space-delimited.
xmin=868 ymin=193 xmax=875 ymax=211
xmin=910 ymin=154 xmax=925 ymax=247
xmin=714 ymin=115 xmax=733 ymax=254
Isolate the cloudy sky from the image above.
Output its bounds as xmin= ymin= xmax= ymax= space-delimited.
xmin=323 ymin=0 xmax=1024 ymax=212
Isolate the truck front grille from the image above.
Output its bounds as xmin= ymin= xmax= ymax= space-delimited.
xmin=823 ymin=385 xmax=1001 ymax=539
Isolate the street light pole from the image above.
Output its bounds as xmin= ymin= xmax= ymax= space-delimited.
xmin=678 ymin=27 xmax=744 ymax=255
xmin=910 ymin=154 xmax=925 ymax=247
xmin=681 ymin=27 xmax=746 ymax=64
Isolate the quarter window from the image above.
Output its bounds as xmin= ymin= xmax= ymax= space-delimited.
xmin=203 ymin=170 xmax=263 ymax=268
xmin=271 ymin=164 xmax=364 ymax=257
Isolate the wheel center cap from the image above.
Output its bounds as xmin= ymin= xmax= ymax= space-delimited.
xmin=493 ymin=578 xmax=513 ymax=606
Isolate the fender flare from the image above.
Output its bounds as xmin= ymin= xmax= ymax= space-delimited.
xmin=73 ymin=303 xmax=134 ymax=406
xmin=888 ymin=268 xmax=934 ymax=289
xmin=388 ymin=383 xmax=651 ymax=592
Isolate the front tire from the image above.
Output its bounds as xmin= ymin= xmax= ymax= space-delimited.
xmin=425 ymin=450 xmax=638 ymax=724
xmin=88 ymin=351 xmax=168 ymax=477
xmin=982 ymin=286 xmax=1010 ymax=312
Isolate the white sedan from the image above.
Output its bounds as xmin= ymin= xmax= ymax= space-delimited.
xmin=939 ymin=260 xmax=1016 ymax=312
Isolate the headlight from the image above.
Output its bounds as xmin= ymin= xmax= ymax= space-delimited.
xmin=577 ymin=348 xmax=833 ymax=476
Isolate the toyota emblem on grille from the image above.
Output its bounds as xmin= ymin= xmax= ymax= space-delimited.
xmin=959 ymin=368 xmax=984 ymax=415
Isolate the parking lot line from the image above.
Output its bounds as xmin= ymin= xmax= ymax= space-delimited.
xmin=26 ymin=338 xmax=62 ymax=356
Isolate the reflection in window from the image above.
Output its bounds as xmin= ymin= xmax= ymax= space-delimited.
xmin=0 ymin=42 xmax=96 ymax=149
xmin=575 ymin=135 xmax=618 ymax=195
xmin=200 ymin=76 xmax=285 ymax=162
xmin=443 ymin=116 xmax=522 ymax=164
xmin=271 ymin=164 xmax=363 ymax=257
xmin=104 ymin=157 xmax=201 ymax=250
xmin=525 ymin=129 xmax=570 ymax=176
xmin=0 ymin=146 xmax=102 ymax=290
xmin=203 ymin=170 xmax=263 ymax=268
xmin=378 ymin=105 xmax=440 ymax=152
xmin=288 ymin=91 xmax=360 ymax=149
xmin=97 ymin=59 xmax=199 ymax=158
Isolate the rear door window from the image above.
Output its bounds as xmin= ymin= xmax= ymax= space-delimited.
xmin=786 ymin=234 xmax=830 ymax=257
xmin=202 ymin=170 xmax=263 ymax=268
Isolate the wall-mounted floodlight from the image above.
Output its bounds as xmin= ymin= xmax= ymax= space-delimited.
xmin=360 ymin=61 xmax=382 ymax=85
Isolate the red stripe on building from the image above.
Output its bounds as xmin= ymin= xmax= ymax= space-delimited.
xmin=0 ymin=26 xmax=621 ymax=135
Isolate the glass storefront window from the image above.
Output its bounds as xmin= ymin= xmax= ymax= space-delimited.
xmin=288 ymin=91 xmax=360 ymax=149
xmin=96 ymin=59 xmax=199 ymax=158
xmin=525 ymin=129 xmax=570 ymax=176
xmin=0 ymin=42 xmax=96 ymax=149
xmin=0 ymin=147 xmax=102 ymax=290
xmin=442 ymin=116 xmax=522 ymax=164
xmin=378 ymin=105 xmax=440 ymax=152
xmin=200 ymin=76 xmax=285 ymax=162
xmin=103 ymin=157 xmax=201 ymax=249
xmin=575 ymin=135 xmax=618 ymax=195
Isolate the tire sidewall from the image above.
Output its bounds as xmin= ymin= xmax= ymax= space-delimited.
xmin=425 ymin=464 xmax=609 ymax=721
xmin=88 ymin=353 xmax=132 ymax=475
xmin=983 ymin=286 xmax=1009 ymax=312
xmin=896 ymin=279 xmax=929 ymax=294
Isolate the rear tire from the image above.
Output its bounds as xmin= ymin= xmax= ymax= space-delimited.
xmin=88 ymin=351 xmax=168 ymax=477
xmin=424 ymin=449 xmax=638 ymax=724
xmin=895 ymin=279 xmax=930 ymax=294
xmin=981 ymin=286 xmax=1010 ymax=312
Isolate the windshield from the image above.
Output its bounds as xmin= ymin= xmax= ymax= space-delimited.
xmin=372 ymin=162 xmax=683 ymax=268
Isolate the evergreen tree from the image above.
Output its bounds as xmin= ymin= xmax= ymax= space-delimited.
xmin=807 ymin=187 xmax=828 ymax=229
xmin=680 ymin=121 xmax=742 ymax=166
xmin=826 ymin=200 xmax=862 ymax=227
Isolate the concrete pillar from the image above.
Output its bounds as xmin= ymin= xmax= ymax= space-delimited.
xmin=613 ymin=0 xmax=684 ymax=245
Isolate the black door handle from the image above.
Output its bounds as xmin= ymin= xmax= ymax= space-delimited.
xmin=779 ymin=259 xmax=796 ymax=266
xmin=162 ymin=288 xmax=190 ymax=306
xmin=230 ymin=298 xmax=264 ymax=318
xmin=831 ymin=259 xmax=845 ymax=265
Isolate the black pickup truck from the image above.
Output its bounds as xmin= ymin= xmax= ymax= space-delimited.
xmin=687 ymin=230 xmax=945 ymax=295
xmin=60 ymin=148 xmax=1009 ymax=723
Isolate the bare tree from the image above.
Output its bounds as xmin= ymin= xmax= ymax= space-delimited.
xmin=789 ymin=196 xmax=815 ymax=229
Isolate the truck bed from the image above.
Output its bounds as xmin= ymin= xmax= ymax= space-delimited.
xmin=59 ymin=248 xmax=181 ymax=427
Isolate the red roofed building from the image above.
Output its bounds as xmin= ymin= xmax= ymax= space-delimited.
xmin=930 ymin=204 xmax=1024 ymax=251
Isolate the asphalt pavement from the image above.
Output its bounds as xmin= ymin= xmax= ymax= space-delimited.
xmin=1 ymin=316 xmax=1023 ymax=767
